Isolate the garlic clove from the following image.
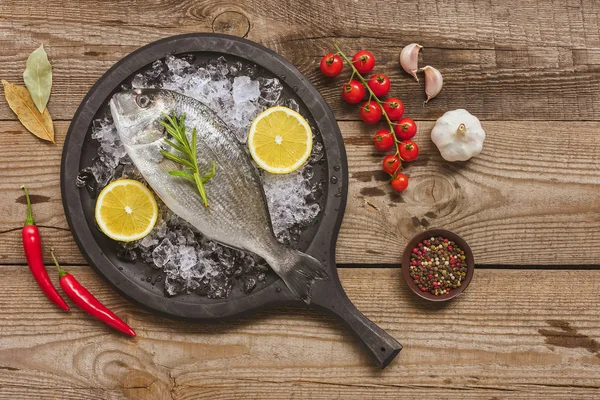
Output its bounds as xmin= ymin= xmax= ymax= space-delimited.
xmin=421 ymin=65 xmax=443 ymax=103
xmin=399 ymin=43 xmax=422 ymax=82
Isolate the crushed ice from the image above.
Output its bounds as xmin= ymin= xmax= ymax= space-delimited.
xmin=77 ymin=55 xmax=326 ymax=298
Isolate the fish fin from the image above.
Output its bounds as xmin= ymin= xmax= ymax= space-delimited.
xmin=279 ymin=251 xmax=329 ymax=305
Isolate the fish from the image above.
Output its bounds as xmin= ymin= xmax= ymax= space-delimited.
xmin=109 ymin=88 xmax=328 ymax=303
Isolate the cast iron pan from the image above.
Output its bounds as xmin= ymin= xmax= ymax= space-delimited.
xmin=61 ymin=33 xmax=402 ymax=368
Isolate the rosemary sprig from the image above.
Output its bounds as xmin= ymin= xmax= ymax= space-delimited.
xmin=158 ymin=112 xmax=215 ymax=207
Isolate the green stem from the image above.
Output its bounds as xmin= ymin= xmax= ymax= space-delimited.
xmin=333 ymin=44 xmax=404 ymax=161
xmin=50 ymin=248 xmax=68 ymax=278
xmin=193 ymin=172 xmax=208 ymax=207
xmin=21 ymin=186 xmax=35 ymax=226
xmin=348 ymin=69 xmax=356 ymax=82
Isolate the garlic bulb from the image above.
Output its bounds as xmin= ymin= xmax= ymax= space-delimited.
xmin=421 ymin=66 xmax=443 ymax=103
xmin=399 ymin=43 xmax=422 ymax=82
xmin=431 ymin=109 xmax=485 ymax=162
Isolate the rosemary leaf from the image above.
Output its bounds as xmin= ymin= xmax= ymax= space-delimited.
xmin=168 ymin=170 xmax=194 ymax=180
xmin=163 ymin=138 xmax=186 ymax=154
xmin=201 ymin=160 xmax=216 ymax=183
xmin=193 ymin=172 xmax=208 ymax=207
xmin=191 ymin=127 xmax=198 ymax=162
xmin=160 ymin=149 xmax=194 ymax=168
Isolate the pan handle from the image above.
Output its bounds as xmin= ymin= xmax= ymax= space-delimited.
xmin=311 ymin=279 xmax=402 ymax=369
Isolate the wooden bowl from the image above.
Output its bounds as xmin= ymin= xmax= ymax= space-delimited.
xmin=401 ymin=229 xmax=474 ymax=302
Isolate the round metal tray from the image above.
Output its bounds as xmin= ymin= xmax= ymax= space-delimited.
xmin=61 ymin=33 xmax=401 ymax=368
xmin=62 ymin=33 xmax=346 ymax=318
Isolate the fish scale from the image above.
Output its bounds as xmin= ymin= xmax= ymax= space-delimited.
xmin=110 ymin=88 xmax=328 ymax=302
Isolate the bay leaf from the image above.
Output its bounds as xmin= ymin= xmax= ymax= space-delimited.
xmin=2 ymin=80 xmax=55 ymax=144
xmin=23 ymin=45 xmax=52 ymax=113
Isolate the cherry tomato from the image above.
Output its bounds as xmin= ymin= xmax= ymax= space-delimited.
xmin=360 ymin=101 xmax=382 ymax=124
xmin=352 ymin=50 xmax=375 ymax=74
xmin=400 ymin=140 xmax=419 ymax=162
xmin=373 ymin=130 xmax=394 ymax=151
xmin=320 ymin=53 xmax=343 ymax=77
xmin=391 ymin=174 xmax=409 ymax=191
xmin=342 ymin=80 xmax=365 ymax=104
xmin=382 ymin=154 xmax=401 ymax=175
xmin=382 ymin=98 xmax=404 ymax=120
xmin=367 ymin=74 xmax=391 ymax=97
xmin=394 ymin=117 xmax=417 ymax=140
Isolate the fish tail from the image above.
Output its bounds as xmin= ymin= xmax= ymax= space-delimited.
xmin=276 ymin=251 xmax=329 ymax=304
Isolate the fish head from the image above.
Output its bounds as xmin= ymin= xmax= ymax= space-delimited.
xmin=110 ymin=89 xmax=176 ymax=145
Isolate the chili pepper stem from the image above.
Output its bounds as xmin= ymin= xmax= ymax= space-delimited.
xmin=333 ymin=43 xmax=405 ymax=171
xmin=21 ymin=186 xmax=35 ymax=226
xmin=50 ymin=248 xmax=68 ymax=278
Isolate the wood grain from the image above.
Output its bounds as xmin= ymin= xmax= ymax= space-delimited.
xmin=1 ymin=0 xmax=599 ymax=397
xmin=1 ymin=266 xmax=600 ymax=399
xmin=1 ymin=0 xmax=600 ymax=121
xmin=1 ymin=119 xmax=599 ymax=266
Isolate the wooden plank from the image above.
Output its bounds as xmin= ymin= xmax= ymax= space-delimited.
xmin=1 ymin=0 xmax=600 ymax=121
xmin=1 ymin=119 xmax=599 ymax=266
xmin=1 ymin=266 xmax=600 ymax=399
xmin=338 ymin=120 xmax=600 ymax=265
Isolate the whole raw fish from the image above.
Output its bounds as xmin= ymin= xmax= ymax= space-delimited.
xmin=110 ymin=88 xmax=327 ymax=303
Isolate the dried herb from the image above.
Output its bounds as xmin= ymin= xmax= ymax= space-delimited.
xmin=159 ymin=112 xmax=215 ymax=207
xmin=23 ymin=45 xmax=52 ymax=113
xmin=2 ymin=80 xmax=55 ymax=143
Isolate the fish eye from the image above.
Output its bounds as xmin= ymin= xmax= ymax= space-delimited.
xmin=136 ymin=94 xmax=152 ymax=108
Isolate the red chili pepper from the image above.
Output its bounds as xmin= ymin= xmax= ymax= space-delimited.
xmin=51 ymin=249 xmax=136 ymax=337
xmin=21 ymin=186 xmax=69 ymax=311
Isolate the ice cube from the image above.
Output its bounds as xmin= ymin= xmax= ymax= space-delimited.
xmin=259 ymin=78 xmax=283 ymax=105
xmin=309 ymin=140 xmax=324 ymax=163
xmin=196 ymin=68 xmax=211 ymax=84
xmin=229 ymin=61 xmax=242 ymax=77
xmin=244 ymin=64 xmax=261 ymax=79
xmin=155 ymin=220 xmax=168 ymax=238
xmin=232 ymin=76 xmax=260 ymax=104
xmin=165 ymin=275 xmax=185 ymax=296
xmin=75 ymin=167 xmax=93 ymax=188
xmin=139 ymin=234 xmax=159 ymax=250
xmin=243 ymin=277 xmax=256 ymax=293
xmin=282 ymin=98 xmax=300 ymax=112
xmin=90 ymin=159 xmax=114 ymax=188
xmin=145 ymin=60 xmax=165 ymax=78
xmin=165 ymin=55 xmax=191 ymax=74
xmin=178 ymin=246 xmax=198 ymax=275
xmin=216 ymin=56 xmax=229 ymax=77
xmin=152 ymin=238 xmax=175 ymax=268
xmin=131 ymin=73 xmax=148 ymax=89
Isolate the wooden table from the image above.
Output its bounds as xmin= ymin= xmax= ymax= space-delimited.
xmin=2 ymin=0 xmax=600 ymax=398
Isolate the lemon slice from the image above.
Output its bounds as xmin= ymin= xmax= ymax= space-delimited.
xmin=248 ymin=106 xmax=312 ymax=174
xmin=95 ymin=179 xmax=158 ymax=242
